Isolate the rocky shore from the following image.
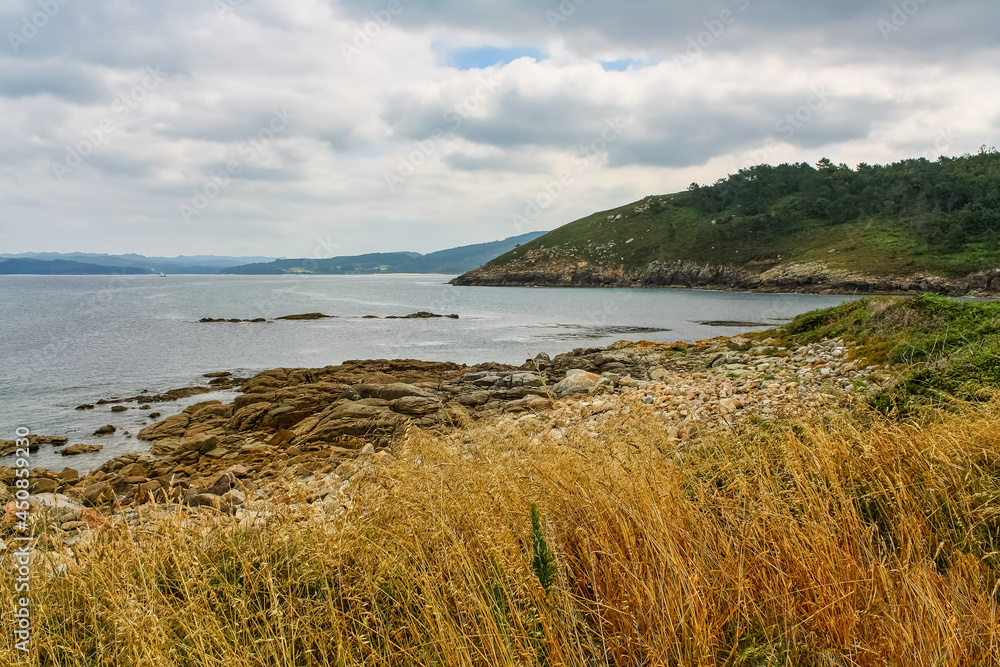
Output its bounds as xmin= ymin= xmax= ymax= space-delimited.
xmin=452 ymin=258 xmax=1000 ymax=297
xmin=1 ymin=331 xmax=892 ymax=563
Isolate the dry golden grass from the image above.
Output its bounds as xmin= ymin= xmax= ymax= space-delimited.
xmin=5 ymin=398 xmax=1000 ymax=666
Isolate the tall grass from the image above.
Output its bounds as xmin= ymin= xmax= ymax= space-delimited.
xmin=5 ymin=398 xmax=1000 ymax=665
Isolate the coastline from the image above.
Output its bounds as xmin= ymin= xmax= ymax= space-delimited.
xmin=8 ymin=328 xmax=889 ymax=516
xmin=8 ymin=293 xmax=1000 ymax=662
xmin=451 ymin=260 xmax=1000 ymax=297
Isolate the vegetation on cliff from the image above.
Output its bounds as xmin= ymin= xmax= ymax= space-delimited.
xmin=459 ymin=149 xmax=1000 ymax=288
xmin=769 ymin=294 xmax=1000 ymax=414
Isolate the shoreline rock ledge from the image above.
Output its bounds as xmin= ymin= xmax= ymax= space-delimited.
xmin=1 ymin=333 xmax=890 ymax=516
xmin=452 ymin=260 xmax=1000 ymax=297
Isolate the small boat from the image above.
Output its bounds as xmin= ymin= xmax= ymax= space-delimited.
xmin=159 ymin=271 xmax=166 ymax=277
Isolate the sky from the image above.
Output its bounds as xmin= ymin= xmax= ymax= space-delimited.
xmin=1 ymin=0 xmax=998 ymax=258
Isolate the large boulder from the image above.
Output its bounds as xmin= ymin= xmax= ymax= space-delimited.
xmin=28 ymin=493 xmax=84 ymax=524
xmin=550 ymin=370 xmax=601 ymax=397
xmin=139 ymin=414 xmax=190 ymax=440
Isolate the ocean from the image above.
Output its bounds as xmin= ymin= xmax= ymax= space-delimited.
xmin=0 ymin=274 xmax=854 ymax=471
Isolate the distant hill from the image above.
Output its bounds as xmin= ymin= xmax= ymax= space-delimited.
xmin=0 ymin=253 xmax=281 ymax=274
xmin=0 ymin=258 xmax=150 ymax=275
xmin=453 ymin=151 xmax=1000 ymax=296
xmin=223 ymin=232 xmax=547 ymax=275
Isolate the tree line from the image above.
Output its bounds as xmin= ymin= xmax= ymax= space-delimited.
xmin=685 ymin=147 xmax=1000 ymax=252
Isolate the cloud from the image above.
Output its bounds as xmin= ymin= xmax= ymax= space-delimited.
xmin=0 ymin=0 xmax=998 ymax=256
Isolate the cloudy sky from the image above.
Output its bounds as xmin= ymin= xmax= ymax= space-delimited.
xmin=1 ymin=0 xmax=998 ymax=258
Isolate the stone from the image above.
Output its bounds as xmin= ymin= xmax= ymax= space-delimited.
xmin=503 ymin=395 xmax=553 ymax=413
xmin=111 ymin=405 xmax=128 ymax=413
xmin=390 ymin=396 xmax=441 ymax=415
xmin=81 ymin=482 xmax=115 ymax=506
xmin=205 ymin=471 xmax=238 ymax=496
xmin=276 ymin=312 xmax=333 ymax=320
xmin=29 ymin=478 xmax=58 ymax=494
xmin=372 ymin=451 xmax=395 ymax=466
xmin=81 ymin=509 xmax=106 ymax=530
xmin=62 ymin=444 xmax=103 ymax=456
xmin=75 ymin=404 xmax=95 ymax=411
xmin=221 ymin=489 xmax=246 ymax=509
xmin=728 ymin=337 xmax=753 ymax=352
xmin=186 ymin=493 xmax=222 ymax=509
xmin=28 ymin=493 xmax=84 ymax=524
xmin=269 ymin=429 xmax=295 ymax=447
xmin=551 ymin=370 xmax=601 ymax=397
xmin=93 ymin=425 xmax=116 ymax=436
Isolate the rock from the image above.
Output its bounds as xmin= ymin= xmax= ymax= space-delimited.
xmin=139 ymin=404 xmax=151 ymax=410
xmin=93 ymin=425 xmax=116 ymax=436
xmin=551 ymin=370 xmax=601 ymax=397
xmin=303 ymin=476 xmax=340 ymax=502
xmin=81 ymin=508 xmax=106 ymax=529
xmin=372 ymin=451 xmax=395 ymax=465
xmin=186 ymin=493 xmax=222 ymax=509
xmin=205 ymin=472 xmax=238 ymax=496
xmin=456 ymin=390 xmax=491 ymax=406
xmin=276 ymin=313 xmax=333 ymax=320
xmin=28 ymin=493 xmax=84 ymax=524
xmin=58 ymin=468 xmax=79 ymax=482
xmin=81 ymin=482 xmax=115 ymax=506
xmin=728 ymin=337 xmax=753 ymax=351
xmin=62 ymin=444 xmax=103 ymax=456
xmin=138 ymin=414 xmax=189 ymax=440
xmin=29 ymin=478 xmax=59 ymax=494
xmin=390 ymin=396 xmax=441 ymax=415
xmin=649 ymin=367 xmax=670 ymax=382
xmin=111 ymin=405 xmax=128 ymax=413
xmin=503 ymin=395 xmax=553 ymax=413
xmin=389 ymin=311 xmax=458 ymax=319
xmin=148 ymin=412 xmax=161 ymax=419
xmin=221 ymin=489 xmax=246 ymax=510
xmin=75 ymin=404 xmax=95 ymax=411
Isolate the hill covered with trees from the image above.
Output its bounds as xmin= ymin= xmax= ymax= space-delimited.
xmin=454 ymin=149 xmax=1000 ymax=295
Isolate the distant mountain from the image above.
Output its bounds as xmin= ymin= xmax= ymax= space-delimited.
xmin=0 ymin=258 xmax=150 ymax=275
xmin=0 ymin=253 xmax=281 ymax=274
xmin=223 ymin=232 xmax=548 ymax=275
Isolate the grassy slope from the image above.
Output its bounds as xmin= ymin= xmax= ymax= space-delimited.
xmin=766 ymin=294 xmax=1000 ymax=413
xmin=10 ymin=394 xmax=1000 ymax=664
xmin=481 ymin=192 xmax=1000 ymax=279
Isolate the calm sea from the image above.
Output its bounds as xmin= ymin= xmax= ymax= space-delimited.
xmin=0 ymin=274 xmax=854 ymax=471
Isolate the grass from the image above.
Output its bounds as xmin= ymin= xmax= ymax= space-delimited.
xmin=481 ymin=198 xmax=1000 ymax=281
xmin=6 ymin=395 xmax=1000 ymax=665
xmin=768 ymin=294 xmax=1000 ymax=413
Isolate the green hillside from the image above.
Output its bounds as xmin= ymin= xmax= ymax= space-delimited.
xmin=457 ymin=150 xmax=1000 ymax=291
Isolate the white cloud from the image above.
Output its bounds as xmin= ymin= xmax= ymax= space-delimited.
xmin=0 ymin=0 xmax=998 ymax=256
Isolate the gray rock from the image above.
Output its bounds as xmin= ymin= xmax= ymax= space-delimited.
xmin=28 ymin=493 xmax=84 ymax=524
xmin=551 ymin=369 xmax=601 ymax=397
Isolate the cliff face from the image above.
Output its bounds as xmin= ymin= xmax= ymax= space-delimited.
xmin=452 ymin=260 xmax=1000 ymax=297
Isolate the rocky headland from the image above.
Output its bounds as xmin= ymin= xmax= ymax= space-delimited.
xmin=453 ymin=258 xmax=1000 ymax=297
